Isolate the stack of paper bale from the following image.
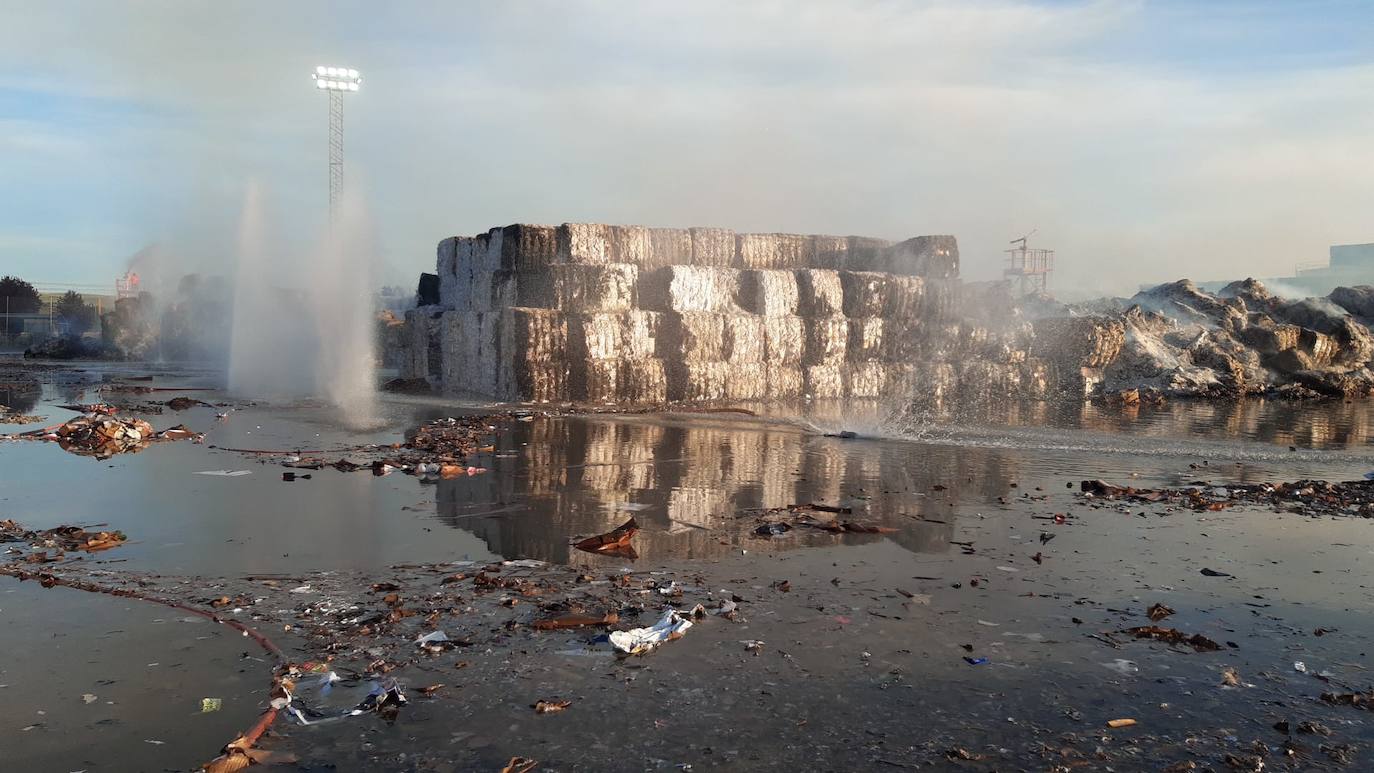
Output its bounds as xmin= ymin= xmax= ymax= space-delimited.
xmin=397 ymin=223 xmax=971 ymax=403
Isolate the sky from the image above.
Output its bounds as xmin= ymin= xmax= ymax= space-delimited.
xmin=1 ymin=0 xmax=1371 ymax=298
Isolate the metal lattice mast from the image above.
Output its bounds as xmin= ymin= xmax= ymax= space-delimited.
xmin=311 ymin=66 xmax=361 ymax=223
xmin=328 ymin=89 xmax=344 ymax=221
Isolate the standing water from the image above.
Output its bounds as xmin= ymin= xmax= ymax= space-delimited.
xmin=227 ymin=184 xmax=378 ymax=427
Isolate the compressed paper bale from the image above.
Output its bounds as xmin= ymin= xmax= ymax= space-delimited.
xmin=723 ymin=313 xmax=766 ymax=363
xmin=566 ymin=311 xmax=661 ymax=362
xmin=399 ymin=309 xmax=429 ymax=380
xmin=506 ymin=307 xmax=567 ymax=353
xmin=501 ymin=224 xmax=560 ymax=270
xmin=620 ymin=358 xmax=668 ymax=403
xmin=670 ymin=361 xmax=730 ymax=401
xmin=795 ymin=269 xmax=845 ymax=317
xmin=811 ymin=235 xmax=848 ymax=270
xmin=468 ymin=270 xmax=518 ymax=312
xmin=764 ymin=315 xmax=806 ymax=365
xmin=923 ymin=279 xmax=960 ymax=323
xmin=881 ymin=235 xmax=959 ymax=278
xmin=463 ymin=228 xmax=503 ymax=275
xmin=804 ymin=315 xmax=849 ymax=364
xmin=736 ymin=269 xmax=800 ymax=316
xmin=556 ymin=223 xmax=610 ymax=264
xmin=499 ymin=308 xmax=570 ymax=402
xmin=737 ymin=233 xmax=814 ymax=270
xmin=546 ymin=264 xmax=638 ymax=312
xmin=840 ymin=271 xmax=892 ymax=318
xmin=885 ymin=275 xmax=925 ymax=319
xmin=508 ymin=361 xmax=570 ymax=403
xmin=885 ymin=363 xmax=919 ymax=395
xmin=725 ymin=362 xmax=769 ymax=399
xmin=804 ymin=363 xmax=845 ymax=398
xmin=605 ymin=225 xmax=650 ymax=265
xmin=845 ymin=362 xmax=888 ymax=398
xmin=638 ymin=265 xmax=741 ymax=313
xmin=623 ymin=310 xmax=661 ymax=359
xmin=568 ymin=313 xmax=626 ymax=361
xmin=646 ymin=228 xmax=692 ymax=269
xmin=657 ymin=312 xmax=728 ymax=361
xmin=883 ymin=319 xmax=925 ymax=362
xmin=579 ymin=358 xmax=620 ymax=402
xmin=439 ymin=310 xmax=497 ymax=395
xmin=845 ymin=236 xmax=891 ymax=272
xmin=767 ymin=364 xmax=804 ymax=398
xmin=437 ymin=237 xmax=458 ymax=307
xmin=690 ymin=227 xmax=737 ymax=267
xmin=847 ymin=317 xmax=886 ymax=362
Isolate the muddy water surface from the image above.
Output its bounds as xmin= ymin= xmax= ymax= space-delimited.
xmin=4 ymin=360 xmax=1374 ymax=770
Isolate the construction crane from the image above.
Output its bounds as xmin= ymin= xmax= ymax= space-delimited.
xmin=1004 ymin=229 xmax=1054 ymax=296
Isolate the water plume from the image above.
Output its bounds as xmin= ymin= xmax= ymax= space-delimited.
xmin=228 ymin=183 xmax=378 ymax=427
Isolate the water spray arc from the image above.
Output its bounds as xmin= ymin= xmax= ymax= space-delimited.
xmin=312 ymin=66 xmax=361 ymax=222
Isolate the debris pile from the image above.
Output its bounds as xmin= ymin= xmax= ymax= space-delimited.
xmin=0 ymin=519 xmax=128 ymax=561
xmin=1080 ymin=477 xmax=1374 ymax=517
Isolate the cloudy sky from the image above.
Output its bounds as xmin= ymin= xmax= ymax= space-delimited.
xmin=1 ymin=0 xmax=1371 ymax=297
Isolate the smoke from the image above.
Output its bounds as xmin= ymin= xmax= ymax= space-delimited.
xmin=227 ymin=182 xmax=378 ymax=427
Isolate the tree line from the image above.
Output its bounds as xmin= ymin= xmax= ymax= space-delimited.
xmin=1 ymin=276 xmax=99 ymax=337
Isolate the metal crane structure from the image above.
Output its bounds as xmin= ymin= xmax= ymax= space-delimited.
xmin=311 ymin=66 xmax=362 ymax=222
xmin=1004 ymin=229 xmax=1054 ymax=296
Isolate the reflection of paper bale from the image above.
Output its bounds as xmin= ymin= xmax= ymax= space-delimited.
xmin=846 ymin=362 xmax=888 ymax=398
xmin=795 ymin=269 xmax=844 ymax=317
xmin=767 ymin=364 xmax=804 ymax=398
xmin=841 ymin=271 xmax=891 ymax=318
xmin=811 ymin=235 xmax=848 ymax=270
xmin=737 ymin=270 xmax=799 ymax=316
xmin=646 ymin=228 xmax=692 ymax=268
xmin=667 ymin=486 xmax=729 ymax=531
xmin=804 ymin=316 xmax=849 ymax=364
xmin=738 ymin=233 xmax=813 ymax=269
xmin=725 ymin=362 xmax=769 ymax=399
xmin=804 ymin=363 xmax=845 ymax=398
xmin=723 ymin=314 xmax=765 ymax=362
xmin=764 ymin=315 xmax=806 ymax=365
xmin=639 ymin=266 xmax=741 ymax=313
xmin=690 ymin=228 xmax=737 ymax=267
xmin=847 ymin=318 xmax=885 ymax=362
xmin=657 ymin=312 xmax=728 ymax=361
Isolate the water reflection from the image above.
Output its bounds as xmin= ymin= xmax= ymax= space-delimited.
xmin=0 ymin=373 xmax=40 ymax=414
xmin=435 ymin=415 xmax=1031 ymax=564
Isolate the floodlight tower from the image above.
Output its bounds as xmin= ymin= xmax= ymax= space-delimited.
xmin=311 ymin=66 xmax=362 ymax=222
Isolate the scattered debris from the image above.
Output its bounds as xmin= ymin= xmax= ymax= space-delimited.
xmin=1121 ymin=625 xmax=1222 ymax=652
xmin=532 ymin=699 xmax=572 ymax=714
xmin=609 ymin=606 xmax=703 ymax=655
xmin=1146 ymin=602 xmax=1175 ymax=622
xmin=573 ymin=518 xmax=639 ymax=560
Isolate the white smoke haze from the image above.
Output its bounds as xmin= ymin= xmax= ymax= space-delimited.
xmin=2 ymin=1 xmax=1372 ymax=296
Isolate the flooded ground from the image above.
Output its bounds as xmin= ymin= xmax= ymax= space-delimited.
xmin=4 ymin=358 xmax=1374 ymax=770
